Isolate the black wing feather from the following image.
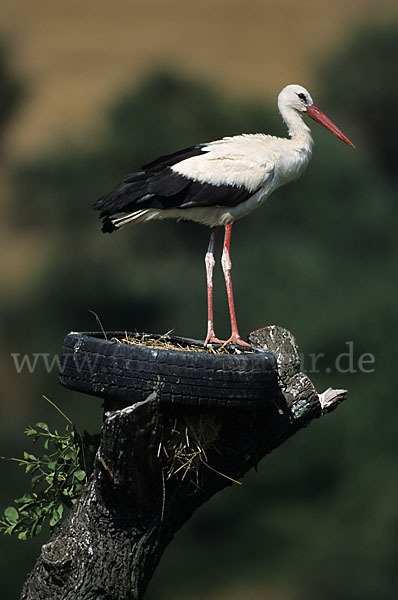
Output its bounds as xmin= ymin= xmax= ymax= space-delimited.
xmin=93 ymin=143 xmax=255 ymax=218
xmin=146 ymin=169 xmax=190 ymax=197
xmin=142 ymin=144 xmax=205 ymax=170
xmin=179 ymin=180 xmax=251 ymax=209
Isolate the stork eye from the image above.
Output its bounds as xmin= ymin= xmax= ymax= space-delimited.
xmin=297 ymin=92 xmax=307 ymax=102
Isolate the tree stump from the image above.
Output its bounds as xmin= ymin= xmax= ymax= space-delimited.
xmin=20 ymin=325 xmax=345 ymax=600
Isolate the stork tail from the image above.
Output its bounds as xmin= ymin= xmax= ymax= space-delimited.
xmin=101 ymin=209 xmax=151 ymax=233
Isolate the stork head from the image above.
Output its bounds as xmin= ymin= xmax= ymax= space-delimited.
xmin=278 ymin=84 xmax=314 ymax=113
xmin=278 ymin=84 xmax=355 ymax=148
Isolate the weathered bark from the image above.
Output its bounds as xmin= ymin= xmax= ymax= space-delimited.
xmin=20 ymin=326 xmax=345 ymax=600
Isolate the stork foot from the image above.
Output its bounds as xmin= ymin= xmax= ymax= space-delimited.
xmin=204 ymin=331 xmax=251 ymax=349
xmin=204 ymin=331 xmax=225 ymax=347
xmin=222 ymin=334 xmax=251 ymax=348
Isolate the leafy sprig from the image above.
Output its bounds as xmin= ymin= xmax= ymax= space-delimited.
xmin=0 ymin=399 xmax=97 ymax=541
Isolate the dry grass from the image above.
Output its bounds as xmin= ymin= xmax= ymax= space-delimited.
xmin=113 ymin=331 xmax=254 ymax=354
xmin=158 ymin=411 xmax=240 ymax=487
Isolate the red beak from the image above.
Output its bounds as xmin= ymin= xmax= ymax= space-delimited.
xmin=306 ymin=104 xmax=355 ymax=149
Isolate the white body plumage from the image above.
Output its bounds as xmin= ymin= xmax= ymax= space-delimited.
xmin=167 ymin=131 xmax=313 ymax=226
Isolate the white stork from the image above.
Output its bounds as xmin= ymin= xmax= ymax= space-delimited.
xmin=94 ymin=84 xmax=354 ymax=347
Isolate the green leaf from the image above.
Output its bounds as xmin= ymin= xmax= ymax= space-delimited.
xmin=41 ymin=501 xmax=55 ymax=516
xmin=4 ymin=506 xmax=19 ymax=523
xmin=23 ymin=452 xmax=37 ymax=462
xmin=4 ymin=523 xmax=17 ymax=535
xmin=73 ymin=470 xmax=86 ymax=482
xmin=24 ymin=427 xmax=37 ymax=437
xmin=62 ymin=449 xmax=76 ymax=461
xmin=30 ymin=519 xmax=40 ymax=537
xmin=74 ymin=484 xmax=83 ymax=495
xmin=14 ymin=493 xmax=33 ymax=505
xmin=18 ymin=531 xmax=28 ymax=541
xmin=36 ymin=422 xmax=49 ymax=432
xmin=49 ymin=505 xmax=63 ymax=527
xmin=47 ymin=461 xmax=57 ymax=471
xmin=31 ymin=475 xmax=44 ymax=488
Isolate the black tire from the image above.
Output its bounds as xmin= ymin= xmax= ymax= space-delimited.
xmin=59 ymin=332 xmax=278 ymax=409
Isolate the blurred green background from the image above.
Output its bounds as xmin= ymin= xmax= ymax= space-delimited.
xmin=0 ymin=2 xmax=397 ymax=599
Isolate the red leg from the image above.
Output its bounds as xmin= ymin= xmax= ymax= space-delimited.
xmin=204 ymin=227 xmax=224 ymax=346
xmin=220 ymin=223 xmax=250 ymax=347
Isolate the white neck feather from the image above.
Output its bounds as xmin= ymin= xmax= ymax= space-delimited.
xmin=280 ymin=105 xmax=313 ymax=150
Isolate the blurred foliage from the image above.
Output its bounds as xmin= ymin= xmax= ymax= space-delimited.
xmin=317 ymin=22 xmax=398 ymax=179
xmin=1 ymin=21 xmax=398 ymax=600
xmin=0 ymin=39 xmax=23 ymax=151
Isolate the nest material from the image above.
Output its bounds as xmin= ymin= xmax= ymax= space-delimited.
xmin=158 ymin=411 xmax=239 ymax=486
xmin=113 ymin=332 xmax=253 ymax=355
